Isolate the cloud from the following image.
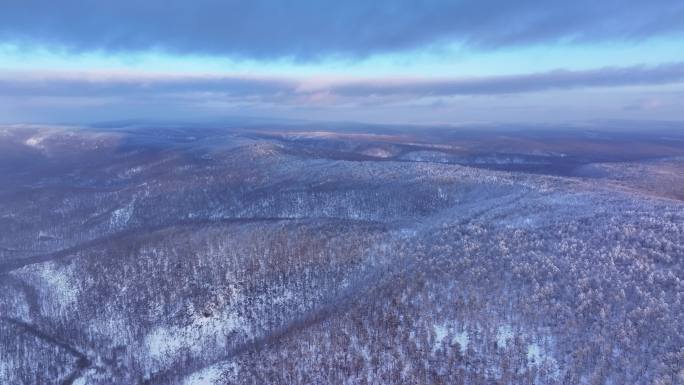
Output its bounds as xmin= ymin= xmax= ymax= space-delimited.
xmin=3 ymin=63 xmax=684 ymax=103
xmin=328 ymin=63 xmax=684 ymax=97
xmin=1 ymin=0 xmax=683 ymax=60
xmin=0 ymin=72 xmax=297 ymax=98
xmin=2 ymin=63 xmax=684 ymax=124
xmin=623 ymin=98 xmax=666 ymax=111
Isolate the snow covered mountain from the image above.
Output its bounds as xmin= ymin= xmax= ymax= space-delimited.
xmin=1 ymin=123 xmax=682 ymax=385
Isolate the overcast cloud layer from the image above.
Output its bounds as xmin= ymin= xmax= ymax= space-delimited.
xmin=2 ymin=1 xmax=684 ymax=124
xmin=2 ymin=0 xmax=684 ymax=59
xmin=3 ymin=63 xmax=684 ymax=124
xmin=4 ymin=63 xmax=684 ymax=99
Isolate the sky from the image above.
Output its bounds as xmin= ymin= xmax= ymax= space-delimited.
xmin=1 ymin=0 xmax=684 ymax=125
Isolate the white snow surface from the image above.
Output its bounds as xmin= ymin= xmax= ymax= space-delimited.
xmin=144 ymin=287 xmax=251 ymax=369
xmin=497 ymin=324 xmax=514 ymax=347
xmin=110 ymin=204 xmax=134 ymax=228
xmin=16 ymin=262 xmax=79 ymax=313
xmin=432 ymin=321 xmax=469 ymax=353
xmin=182 ymin=362 xmax=239 ymax=385
xmin=24 ymin=134 xmax=48 ymax=149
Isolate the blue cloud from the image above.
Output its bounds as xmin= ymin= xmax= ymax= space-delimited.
xmin=331 ymin=63 xmax=684 ymax=96
xmin=4 ymin=63 xmax=684 ymax=101
xmin=1 ymin=0 xmax=683 ymax=60
xmin=0 ymin=74 xmax=296 ymax=98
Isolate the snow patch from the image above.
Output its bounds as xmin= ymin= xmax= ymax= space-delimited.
xmin=497 ymin=324 xmax=514 ymax=347
xmin=24 ymin=134 xmax=48 ymax=149
xmin=145 ymin=306 xmax=250 ymax=368
xmin=453 ymin=330 xmax=469 ymax=350
xmin=18 ymin=262 xmax=79 ymax=311
xmin=433 ymin=324 xmax=448 ymax=347
xmin=527 ymin=343 xmax=542 ymax=363
xmin=270 ymin=288 xmax=294 ymax=305
xmin=432 ymin=322 xmax=469 ymax=353
xmin=0 ymin=361 xmax=9 ymax=382
xmin=361 ymin=147 xmax=394 ymax=158
xmin=121 ymin=166 xmax=143 ymax=178
xmin=525 ymin=337 xmax=560 ymax=378
xmin=110 ymin=202 xmax=134 ymax=228
xmin=182 ymin=362 xmax=239 ymax=385
xmin=146 ymin=327 xmax=185 ymax=362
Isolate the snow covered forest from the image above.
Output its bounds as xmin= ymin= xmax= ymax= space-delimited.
xmin=1 ymin=122 xmax=683 ymax=385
